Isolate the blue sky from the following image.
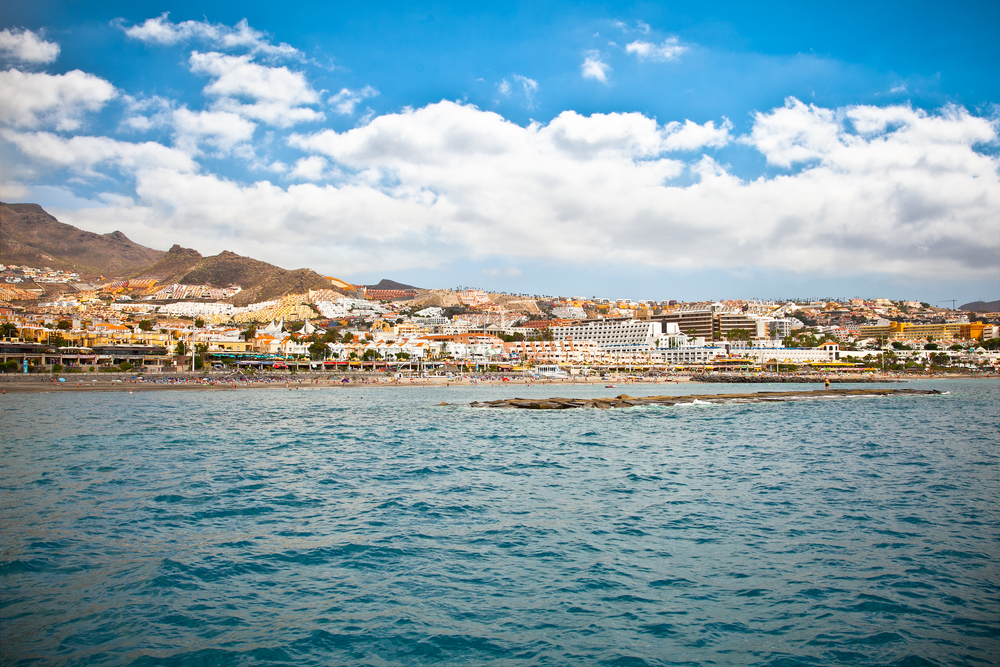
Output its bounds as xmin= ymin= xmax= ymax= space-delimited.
xmin=2 ymin=1 xmax=998 ymax=303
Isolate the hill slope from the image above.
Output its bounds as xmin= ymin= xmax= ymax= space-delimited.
xmin=960 ymin=300 xmax=1000 ymax=313
xmin=135 ymin=245 xmax=340 ymax=306
xmin=1 ymin=202 xmax=165 ymax=276
xmin=365 ymin=278 xmax=421 ymax=291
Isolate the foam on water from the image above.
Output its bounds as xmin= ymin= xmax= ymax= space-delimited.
xmin=1 ymin=379 xmax=998 ymax=666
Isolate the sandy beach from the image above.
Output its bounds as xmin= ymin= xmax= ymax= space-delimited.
xmin=0 ymin=373 xmax=990 ymax=394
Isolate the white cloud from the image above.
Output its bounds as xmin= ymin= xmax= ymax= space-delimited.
xmin=122 ymin=13 xmax=300 ymax=59
xmin=289 ymin=155 xmax=330 ymax=181
xmin=0 ymin=69 xmax=116 ymax=131
xmin=189 ymin=51 xmax=323 ymax=127
xmin=513 ymin=75 xmax=538 ymax=108
xmin=271 ymin=99 xmax=997 ymax=278
xmin=626 ymin=37 xmax=687 ymax=61
xmin=0 ymin=28 xmax=60 ymax=64
xmin=13 ymin=97 xmax=995 ymax=283
xmin=581 ymin=53 xmax=610 ymax=83
xmin=171 ymin=107 xmax=256 ymax=152
xmin=0 ymin=179 xmax=31 ymax=200
xmin=119 ymin=94 xmax=174 ymax=132
xmin=329 ymin=86 xmax=379 ymax=115
xmin=744 ymin=98 xmax=841 ymax=167
xmin=612 ymin=20 xmax=650 ymax=34
xmin=2 ymin=130 xmax=198 ymax=175
xmin=662 ymin=118 xmax=732 ymax=151
xmin=497 ymin=75 xmax=538 ymax=108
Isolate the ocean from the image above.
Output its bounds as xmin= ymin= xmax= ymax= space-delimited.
xmin=1 ymin=380 xmax=997 ymax=666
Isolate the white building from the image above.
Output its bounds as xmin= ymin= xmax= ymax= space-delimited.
xmin=552 ymin=319 xmax=663 ymax=351
xmin=650 ymin=347 xmax=729 ymax=365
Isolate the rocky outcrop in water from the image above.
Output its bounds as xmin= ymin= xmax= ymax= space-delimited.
xmin=466 ymin=388 xmax=939 ymax=410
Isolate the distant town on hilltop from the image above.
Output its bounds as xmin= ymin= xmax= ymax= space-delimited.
xmin=1 ymin=202 xmax=998 ymax=375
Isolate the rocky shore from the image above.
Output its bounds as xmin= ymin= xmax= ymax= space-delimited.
xmin=466 ymin=388 xmax=941 ymax=410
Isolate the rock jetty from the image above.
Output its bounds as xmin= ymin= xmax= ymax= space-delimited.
xmin=466 ymin=388 xmax=940 ymax=410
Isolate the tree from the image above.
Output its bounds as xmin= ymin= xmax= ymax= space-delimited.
xmin=725 ymin=328 xmax=752 ymax=342
xmin=194 ymin=343 xmax=207 ymax=370
xmin=56 ymin=319 xmax=72 ymax=330
xmin=175 ymin=341 xmax=187 ymax=356
xmin=138 ymin=319 xmax=153 ymax=331
xmin=924 ymin=343 xmax=938 ymax=350
xmin=1 ymin=322 xmax=19 ymax=338
xmin=361 ymin=348 xmax=381 ymax=361
xmin=309 ymin=341 xmax=328 ymax=360
xmin=396 ymin=352 xmax=410 ymax=360
xmin=342 ymin=331 xmax=354 ymax=343
xmin=194 ymin=318 xmax=205 ymax=328
xmin=322 ymin=328 xmax=341 ymax=344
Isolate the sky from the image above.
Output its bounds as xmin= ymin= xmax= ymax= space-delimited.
xmin=1 ymin=1 xmax=998 ymax=304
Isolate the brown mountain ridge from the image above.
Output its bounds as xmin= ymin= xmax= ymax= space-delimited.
xmin=135 ymin=245 xmax=340 ymax=306
xmin=1 ymin=202 xmax=165 ymax=275
xmin=2 ymin=202 xmax=344 ymax=305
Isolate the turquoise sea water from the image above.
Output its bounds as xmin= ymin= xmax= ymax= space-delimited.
xmin=1 ymin=380 xmax=997 ymax=666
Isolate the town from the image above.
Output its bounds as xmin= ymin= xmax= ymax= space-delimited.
xmin=2 ymin=263 xmax=998 ymax=378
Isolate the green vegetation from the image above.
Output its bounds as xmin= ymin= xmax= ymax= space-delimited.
xmin=724 ymin=328 xmax=752 ymax=342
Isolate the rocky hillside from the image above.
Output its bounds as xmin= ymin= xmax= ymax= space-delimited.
xmin=2 ymin=203 xmax=346 ymax=305
xmin=135 ymin=245 xmax=340 ymax=306
xmin=1 ymin=202 xmax=165 ymax=276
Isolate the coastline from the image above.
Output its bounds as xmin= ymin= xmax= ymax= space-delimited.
xmin=0 ymin=372 xmax=992 ymax=394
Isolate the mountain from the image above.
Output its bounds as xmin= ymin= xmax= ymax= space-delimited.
xmin=135 ymin=245 xmax=341 ymax=306
xmin=365 ymin=278 xmax=421 ymax=291
xmin=2 ymin=203 xmax=346 ymax=306
xmin=1 ymin=202 xmax=165 ymax=276
xmin=960 ymin=300 xmax=1000 ymax=313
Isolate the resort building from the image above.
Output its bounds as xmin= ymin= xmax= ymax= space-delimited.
xmin=551 ymin=319 xmax=663 ymax=351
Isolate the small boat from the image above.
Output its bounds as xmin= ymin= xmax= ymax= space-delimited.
xmin=605 ymin=383 xmax=618 ymax=388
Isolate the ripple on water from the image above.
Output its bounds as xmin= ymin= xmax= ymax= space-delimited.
xmin=0 ymin=379 xmax=997 ymax=667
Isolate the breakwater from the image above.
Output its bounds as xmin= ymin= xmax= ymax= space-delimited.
xmin=468 ymin=387 xmax=939 ymax=409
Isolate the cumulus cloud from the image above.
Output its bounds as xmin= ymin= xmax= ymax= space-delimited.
xmin=662 ymin=118 xmax=732 ymax=151
xmin=289 ymin=155 xmax=330 ymax=180
xmin=2 ymin=130 xmax=197 ymax=175
xmin=8 ymin=95 xmax=996 ymax=282
xmin=0 ymin=28 xmax=60 ymax=64
xmin=121 ymin=13 xmax=301 ymax=59
xmin=329 ymin=86 xmax=379 ymax=115
xmin=626 ymin=37 xmax=687 ymax=61
xmin=581 ymin=53 xmax=610 ymax=83
xmin=119 ymin=95 xmax=174 ymax=132
xmin=0 ymin=69 xmax=116 ymax=131
xmin=189 ymin=51 xmax=323 ymax=127
xmin=171 ymin=107 xmax=256 ymax=152
xmin=273 ymin=99 xmax=997 ymax=278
